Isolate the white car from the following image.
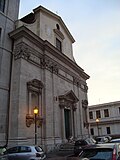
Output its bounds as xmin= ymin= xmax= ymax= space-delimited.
xmin=95 ymin=136 xmax=108 ymax=144
xmin=2 ymin=145 xmax=46 ymax=160
xmin=110 ymin=138 xmax=120 ymax=143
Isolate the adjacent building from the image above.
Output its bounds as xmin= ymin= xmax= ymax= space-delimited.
xmin=0 ymin=0 xmax=20 ymax=147
xmin=89 ymin=101 xmax=120 ymax=138
xmin=0 ymin=2 xmax=90 ymax=151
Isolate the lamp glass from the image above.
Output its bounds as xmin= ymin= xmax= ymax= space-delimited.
xmin=96 ymin=118 xmax=99 ymax=122
xmin=34 ymin=107 xmax=38 ymax=114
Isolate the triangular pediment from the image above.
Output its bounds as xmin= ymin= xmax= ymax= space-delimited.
xmin=59 ymin=90 xmax=79 ymax=103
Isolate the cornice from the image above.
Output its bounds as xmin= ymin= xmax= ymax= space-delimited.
xmin=44 ymin=40 xmax=90 ymax=80
xmin=13 ymin=42 xmax=88 ymax=92
xmin=89 ymin=101 xmax=120 ymax=109
xmin=10 ymin=26 xmax=89 ymax=89
xmin=9 ymin=26 xmax=89 ymax=80
xmin=90 ymin=119 xmax=120 ymax=126
xmin=9 ymin=26 xmax=44 ymax=50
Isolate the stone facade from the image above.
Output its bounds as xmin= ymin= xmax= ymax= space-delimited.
xmin=1 ymin=3 xmax=90 ymax=152
xmin=0 ymin=0 xmax=20 ymax=147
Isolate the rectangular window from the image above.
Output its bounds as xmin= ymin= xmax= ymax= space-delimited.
xmin=106 ymin=127 xmax=111 ymax=134
xmin=96 ymin=110 xmax=101 ymax=118
xmin=119 ymin=107 xmax=120 ymax=114
xmin=56 ymin=38 xmax=62 ymax=52
xmin=89 ymin=111 xmax=93 ymax=119
xmin=0 ymin=0 xmax=5 ymax=12
xmin=90 ymin=128 xmax=94 ymax=135
xmin=104 ymin=109 xmax=109 ymax=117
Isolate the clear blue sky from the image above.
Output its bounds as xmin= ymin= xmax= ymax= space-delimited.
xmin=19 ymin=0 xmax=120 ymax=105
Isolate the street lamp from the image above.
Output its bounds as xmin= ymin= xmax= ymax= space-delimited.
xmin=96 ymin=118 xmax=100 ymax=136
xmin=34 ymin=107 xmax=39 ymax=145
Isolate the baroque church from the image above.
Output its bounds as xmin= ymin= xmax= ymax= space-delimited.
xmin=0 ymin=0 xmax=90 ymax=151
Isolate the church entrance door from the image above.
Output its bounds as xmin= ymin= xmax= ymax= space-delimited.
xmin=64 ymin=109 xmax=71 ymax=139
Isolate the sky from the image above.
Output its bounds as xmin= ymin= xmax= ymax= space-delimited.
xmin=19 ymin=0 xmax=120 ymax=105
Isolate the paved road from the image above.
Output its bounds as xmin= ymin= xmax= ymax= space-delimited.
xmin=45 ymin=150 xmax=79 ymax=160
xmin=46 ymin=157 xmax=79 ymax=160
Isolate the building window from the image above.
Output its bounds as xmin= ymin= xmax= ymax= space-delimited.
xmin=104 ymin=109 xmax=109 ymax=117
xmin=90 ymin=128 xmax=94 ymax=135
xmin=27 ymin=79 xmax=44 ymax=115
xmin=119 ymin=107 xmax=120 ymax=114
xmin=0 ymin=0 xmax=5 ymax=12
xmin=89 ymin=111 xmax=93 ymax=119
xmin=56 ymin=24 xmax=60 ymax=30
xmin=31 ymin=92 xmax=39 ymax=112
xmin=96 ymin=110 xmax=101 ymax=118
xmin=56 ymin=38 xmax=62 ymax=52
xmin=106 ymin=127 xmax=111 ymax=134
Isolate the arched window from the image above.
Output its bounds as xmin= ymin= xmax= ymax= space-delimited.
xmin=56 ymin=24 xmax=60 ymax=30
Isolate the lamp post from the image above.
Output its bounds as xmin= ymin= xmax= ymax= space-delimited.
xmin=34 ymin=107 xmax=38 ymax=145
xmin=96 ymin=118 xmax=100 ymax=136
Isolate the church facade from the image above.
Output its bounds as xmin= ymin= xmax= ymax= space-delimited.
xmin=0 ymin=1 xmax=90 ymax=152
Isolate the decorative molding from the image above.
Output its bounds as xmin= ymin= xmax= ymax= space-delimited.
xmin=73 ymin=77 xmax=80 ymax=87
xmin=59 ymin=90 xmax=79 ymax=111
xmin=82 ymin=100 xmax=88 ymax=109
xmin=73 ymin=77 xmax=88 ymax=92
xmin=26 ymin=114 xmax=34 ymax=127
xmin=53 ymin=29 xmax=65 ymax=40
xmin=41 ymin=56 xmax=59 ymax=74
xmin=13 ymin=42 xmax=88 ymax=90
xmin=14 ymin=43 xmax=42 ymax=67
xmin=10 ymin=26 xmax=89 ymax=81
xmin=27 ymin=79 xmax=44 ymax=93
xmin=26 ymin=114 xmax=43 ymax=127
xmin=14 ymin=43 xmax=30 ymax=60
xmin=29 ymin=54 xmax=41 ymax=65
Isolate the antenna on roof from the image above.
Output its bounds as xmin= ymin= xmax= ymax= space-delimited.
xmin=56 ymin=11 xmax=58 ymax=15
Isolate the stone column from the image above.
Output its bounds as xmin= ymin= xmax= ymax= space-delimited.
xmin=70 ymin=108 xmax=74 ymax=137
xmin=59 ymin=104 xmax=66 ymax=142
xmin=72 ymin=104 xmax=77 ymax=139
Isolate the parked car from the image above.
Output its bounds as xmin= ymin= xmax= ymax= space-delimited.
xmin=1 ymin=145 xmax=46 ymax=160
xmin=104 ymin=135 xmax=112 ymax=142
xmin=95 ymin=136 xmax=108 ymax=144
xmin=74 ymin=138 xmax=96 ymax=156
xmin=78 ymin=143 xmax=120 ymax=160
xmin=110 ymin=138 xmax=120 ymax=143
xmin=0 ymin=156 xmax=8 ymax=160
xmin=0 ymin=147 xmax=6 ymax=155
